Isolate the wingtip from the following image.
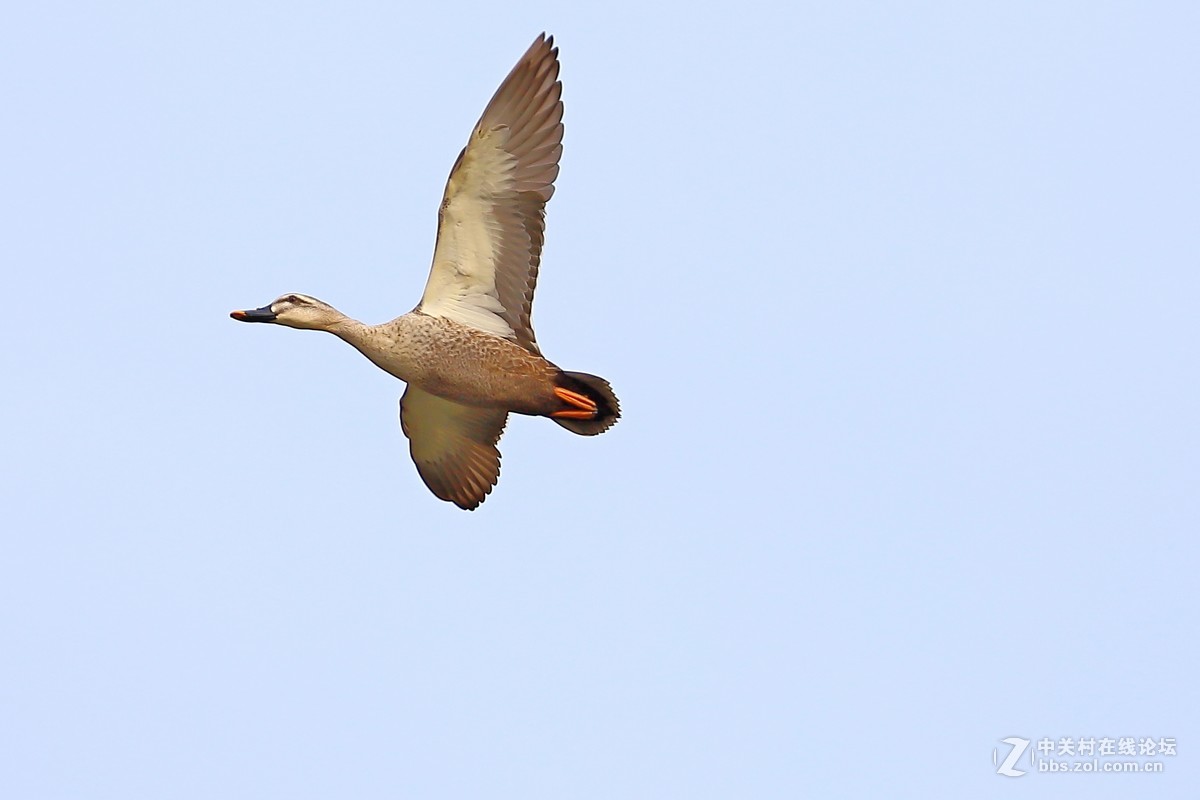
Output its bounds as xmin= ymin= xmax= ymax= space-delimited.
xmin=530 ymin=32 xmax=557 ymax=58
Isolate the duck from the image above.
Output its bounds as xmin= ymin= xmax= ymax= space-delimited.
xmin=231 ymin=34 xmax=619 ymax=510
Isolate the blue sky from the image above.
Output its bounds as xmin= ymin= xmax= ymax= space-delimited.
xmin=2 ymin=1 xmax=1197 ymax=797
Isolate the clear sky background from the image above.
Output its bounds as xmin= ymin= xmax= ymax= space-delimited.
xmin=2 ymin=2 xmax=1196 ymax=797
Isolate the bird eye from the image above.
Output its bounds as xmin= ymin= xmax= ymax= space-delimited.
xmin=285 ymin=294 xmax=299 ymax=304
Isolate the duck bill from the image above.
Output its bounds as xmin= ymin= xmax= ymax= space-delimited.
xmin=230 ymin=305 xmax=277 ymax=323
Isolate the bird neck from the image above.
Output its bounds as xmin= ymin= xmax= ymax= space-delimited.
xmin=326 ymin=315 xmax=371 ymax=346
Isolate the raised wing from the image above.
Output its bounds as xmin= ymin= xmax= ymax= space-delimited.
xmin=399 ymin=386 xmax=508 ymax=510
xmin=417 ymin=34 xmax=563 ymax=354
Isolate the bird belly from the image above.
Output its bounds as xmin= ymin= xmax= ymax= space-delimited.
xmin=371 ymin=315 xmax=559 ymax=414
xmin=421 ymin=342 xmax=559 ymax=414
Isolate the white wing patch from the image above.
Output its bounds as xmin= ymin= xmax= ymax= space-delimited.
xmin=418 ymin=129 xmax=519 ymax=340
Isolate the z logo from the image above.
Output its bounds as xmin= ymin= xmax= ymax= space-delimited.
xmin=994 ymin=737 xmax=1031 ymax=777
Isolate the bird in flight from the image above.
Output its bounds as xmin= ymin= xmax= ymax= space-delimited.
xmin=232 ymin=34 xmax=618 ymax=510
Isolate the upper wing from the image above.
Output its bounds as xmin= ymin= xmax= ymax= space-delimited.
xmin=399 ymin=386 xmax=508 ymax=510
xmin=416 ymin=34 xmax=563 ymax=354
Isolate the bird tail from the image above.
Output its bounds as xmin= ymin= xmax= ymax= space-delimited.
xmin=550 ymin=371 xmax=621 ymax=435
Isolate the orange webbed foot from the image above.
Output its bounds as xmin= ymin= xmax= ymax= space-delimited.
xmin=552 ymin=387 xmax=598 ymax=419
